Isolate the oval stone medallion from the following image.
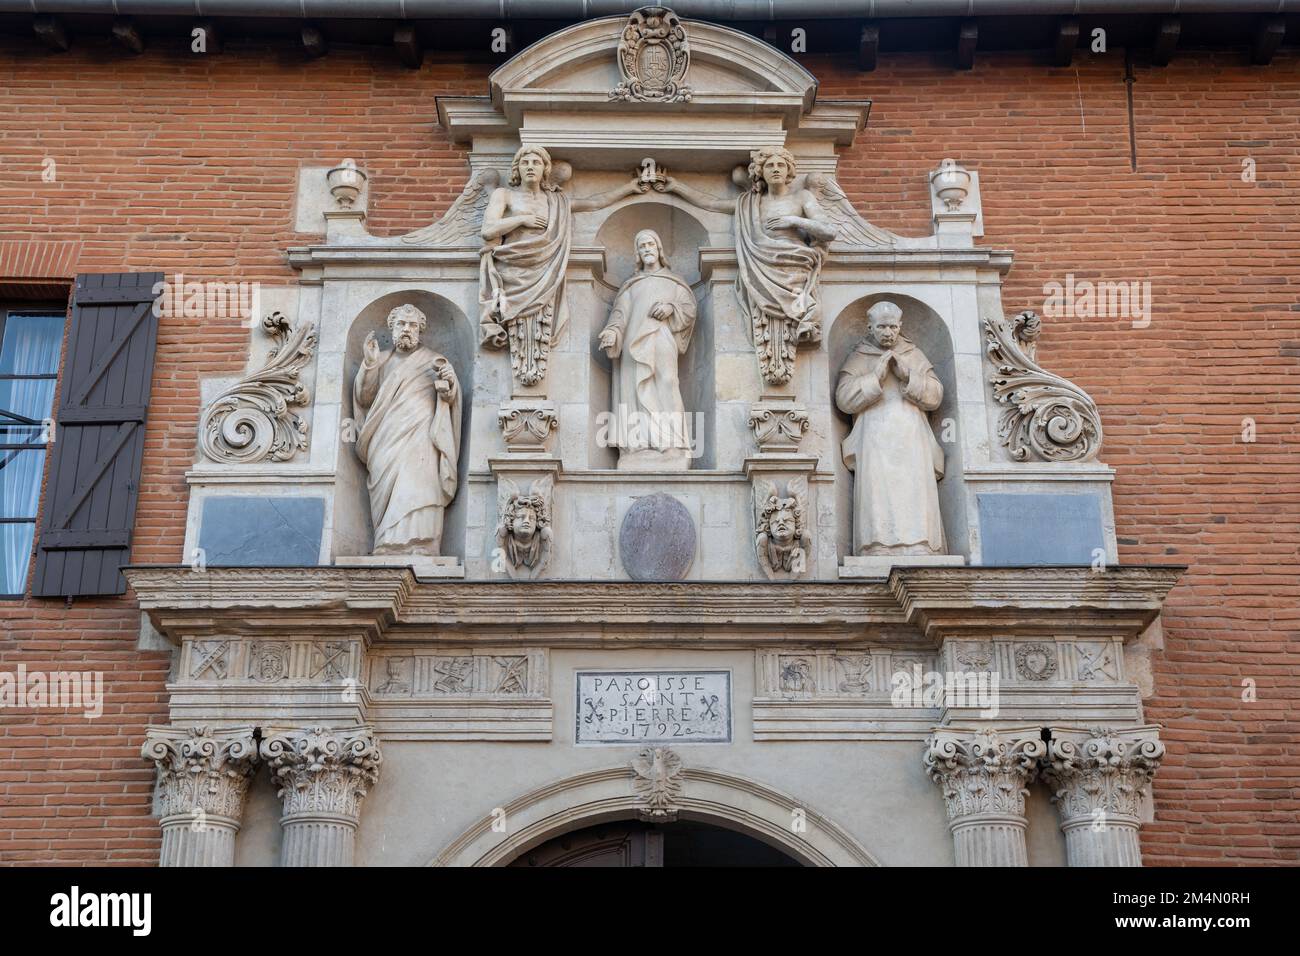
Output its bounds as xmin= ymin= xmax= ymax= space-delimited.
xmin=618 ymin=493 xmax=696 ymax=581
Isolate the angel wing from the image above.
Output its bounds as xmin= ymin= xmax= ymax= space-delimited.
xmin=528 ymin=473 xmax=554 ymax=502
xmin=495 ymin=477 xmax=519 ymax=529
xmin=752 ymin=477 xmax=779 ymax=532
xmin=400 ymin=168 xmax=501 ymax=245
xmin=804 ymin=172 xmax=898 ymax=248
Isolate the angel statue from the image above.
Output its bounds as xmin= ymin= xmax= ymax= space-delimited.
xmin=753 ymin=476 xmax=811 ymax=578
xmin=666 ymin=150 xmax=896 ymax=385
xmin=494 ymin=474 xmax=554 ymax=579
xmin=477 ymin=146 xmax=651 ymax=388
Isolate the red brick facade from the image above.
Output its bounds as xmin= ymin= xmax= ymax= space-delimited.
xmin=0 ymin=36 xmax=1296 ymax=865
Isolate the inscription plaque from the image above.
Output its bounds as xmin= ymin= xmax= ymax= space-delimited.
xmin=576 ymin=670 xmax=731 ymax=745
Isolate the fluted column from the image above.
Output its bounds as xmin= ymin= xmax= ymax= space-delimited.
xmin=1043 ymin=728 xmax=1165 ymax=867
xmin=925 ymin=728 xmax=1046 ymax=866
xmin=260 ymin=726 xmax=382 ymax=867
xmin=141 ymin=726 xmax=259 ymax=867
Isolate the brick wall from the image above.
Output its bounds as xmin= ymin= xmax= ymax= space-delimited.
xmin=0 ymin=35 xmax=1295 ymax=865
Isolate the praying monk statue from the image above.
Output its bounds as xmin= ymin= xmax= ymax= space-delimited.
xmin=835 ymin=300 xmax=947 ymax=557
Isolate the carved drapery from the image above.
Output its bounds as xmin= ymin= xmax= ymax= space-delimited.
xmin=199 ymin=311 xmax=316 ymax=463
xmin=985 ymin=310 xmax=1102 ymax=463
xmin=141 ymin=726 xmax=259 ymax=867
xmin=260 ymin=726 xmax=382 ymax=867
xmin=924 ymin=729 xmax=1047 ymax=866
xmin=1043 ymin=729 xmax=1165 ymax=866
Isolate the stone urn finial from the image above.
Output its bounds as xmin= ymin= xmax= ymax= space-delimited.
xmin=930 ymin=158 xmax=972 ymax=211
xmin=327 ymin=158 xmax=366 ymax=208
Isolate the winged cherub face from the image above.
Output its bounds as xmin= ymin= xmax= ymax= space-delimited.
xmin=511 ymin=502 xmax=538 ymax=541
xmin=767 ymin=497 xmax=798 ymax=546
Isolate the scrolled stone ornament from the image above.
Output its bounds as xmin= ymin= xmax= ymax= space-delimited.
xmin=609 ymin=6 xmax=692 ymax=103
xmin=199 ymin=311 xmax=316 ymax=464
xmin=985 ymin=309 xmax=1102 ymax=463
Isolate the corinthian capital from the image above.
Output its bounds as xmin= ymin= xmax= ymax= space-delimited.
xmin=1043 ymin=727 xmax=1165 ymax=824
xmin=924 ymin=728 xmax=1047 ymax=821
xmin=141 ymin=725 xmax=259 ymax=822
xmin=260 ymin=726 xmax=382 ymax=820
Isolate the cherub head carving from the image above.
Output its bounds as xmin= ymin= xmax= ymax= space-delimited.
xmin=495 ymin=475 xmax=554 ymax=578
xmin=748 ymin=146 xmax=798 ymax=192
xmin=754 ymin=476 xmax=810 ymax=577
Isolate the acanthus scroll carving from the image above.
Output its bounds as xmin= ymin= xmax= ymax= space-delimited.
xmin=141 ymin=725 xmax=259 ymax=822
xmin=260 ymin=726 xmax=382 ymax=821
xmin=985 ymin=310 xmax=1103 ymax=463
xmin=1044 ymin=729 xmax=1165 ymax=823
xmin=924 ymin=730 xmax=1047 ymax=821
xmin=199 ymin=311 xmax=315 ymax=463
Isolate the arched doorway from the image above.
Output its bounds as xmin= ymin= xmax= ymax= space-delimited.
xmin=430 ymin=765 xmax=879 ymax=867
xmin=507 ymin=819 xmax=804 ymax=867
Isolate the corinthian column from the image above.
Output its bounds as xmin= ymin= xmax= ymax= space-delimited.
xmin=141 ymin=726 xmax=259 ymax=867
xmin=260 ymin=727 xmax=382 ymax=867
xmin=924 ymin=728 xmax=1047 ymax=866
xmin=1043 ymin=727 xmax=1165 ymax=867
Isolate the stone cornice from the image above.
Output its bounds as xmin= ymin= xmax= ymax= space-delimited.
xmin=890 ymin=565 xmax=1184 ymax=641
xmin=126 ymin=565 xmax=1182 ymax=647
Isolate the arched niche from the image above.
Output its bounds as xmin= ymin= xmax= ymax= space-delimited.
xmin=589 ymin=202 xmax=715 ymax=469
xmin=827 ymin=294 xmax=969 ymax=563
xmin=333 ymin=290 xmax=475 ymax=562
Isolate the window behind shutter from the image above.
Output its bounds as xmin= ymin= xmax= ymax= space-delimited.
xmin=31 ymin=272 xmax=162 ymax=598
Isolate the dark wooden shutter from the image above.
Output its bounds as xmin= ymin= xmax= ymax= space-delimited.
xmin=31 ymin=272 xmax=162 ymax=597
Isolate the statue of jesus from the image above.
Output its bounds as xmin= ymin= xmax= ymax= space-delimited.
xmin=598 ymin=229 xmax=698 ymax=470
xmin=353 ymin=304 xmax=461 ymax=556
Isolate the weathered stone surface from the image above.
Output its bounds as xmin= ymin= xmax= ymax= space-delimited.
xmin=618 ymin=493 xmax=696 ymax=581
xmin=198 ymin=496 xmax=324 ymax=567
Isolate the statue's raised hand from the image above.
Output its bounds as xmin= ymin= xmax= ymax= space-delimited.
xmin=363 ymin=331 xmax=381 ymax=364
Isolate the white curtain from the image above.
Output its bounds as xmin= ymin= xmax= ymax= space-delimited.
xmin=1 ymin=314 xmax=61 ymax=593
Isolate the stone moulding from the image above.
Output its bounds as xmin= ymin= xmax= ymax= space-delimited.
xmin=124 ymin=565 xmax=1182 ymax=645
xmin=985 ymin=310 xmax=1103 ymax=463
xmin=199 ymin=311 xmax=317 ymax=464
xmin=430 ymin=764 xmax=879 ymax=867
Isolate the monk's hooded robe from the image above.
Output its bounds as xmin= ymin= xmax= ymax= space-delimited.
xmin=835 ymin=335 xmax=946 ymax=555
xmin=353 ymin=344 xmax=461 ymax=554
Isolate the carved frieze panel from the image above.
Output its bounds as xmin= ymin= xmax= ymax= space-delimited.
xmin=758 ymin=648 xmax=937 ymax=700
xmin=368 ymin=649 xmax=548 ymax=699
xmin=178 ymin=638 xmax=361 ymax=685
xmin=941 ymin=639 xmax=1125 ymax=684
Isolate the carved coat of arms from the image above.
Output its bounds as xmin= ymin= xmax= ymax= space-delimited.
xmin=610 ymin=6 xmax=692 ymax=103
